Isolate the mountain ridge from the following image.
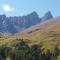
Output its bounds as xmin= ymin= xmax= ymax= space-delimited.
xmin=0 ymin=16 xmax=60 ymax=48
xmin=0 ymin=11 xmax=53 ymax=35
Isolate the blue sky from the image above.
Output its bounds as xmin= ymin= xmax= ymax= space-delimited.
xmin=0 ymin=0 xmax=60 ymax=17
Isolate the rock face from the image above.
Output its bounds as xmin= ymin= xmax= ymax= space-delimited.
xmin=0 ymin=12 xmax=41 ymax=34
xmin=42 ymin=11 xmax=53 ymax=21
xmin=0 ymin=11 xmax=53 ymax=34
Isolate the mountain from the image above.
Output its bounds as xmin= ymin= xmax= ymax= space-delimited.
xmin=0 ymin=16 xmax=60 ymax=60
xmin=0 ymin=11 xmax=53 ymax=34
xmin=0 ymin=16 xmax=60 ymax=49
xmin=14 ymin=16 xmax=60 ymax=50
xmin=0 ymin=12 xmax=40 ymax=34
xmin=42 ymin=11 xmax=53 ymax=21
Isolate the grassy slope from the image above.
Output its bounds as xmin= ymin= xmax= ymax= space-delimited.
xmin=0 ymin=16 xmax=60 ymax=50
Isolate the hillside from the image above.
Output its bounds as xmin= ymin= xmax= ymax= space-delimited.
xmin=16 ymin=16 xmax=60 ymax=50
xmin=0 ymin=16 xmax=60 ymax=50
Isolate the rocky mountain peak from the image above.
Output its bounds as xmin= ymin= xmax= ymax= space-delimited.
xmin=42 ymin=11 xmax=53 ymax=21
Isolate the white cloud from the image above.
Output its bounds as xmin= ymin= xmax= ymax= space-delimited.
xmin=2 ymin=4 xmax=14 ymax=12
